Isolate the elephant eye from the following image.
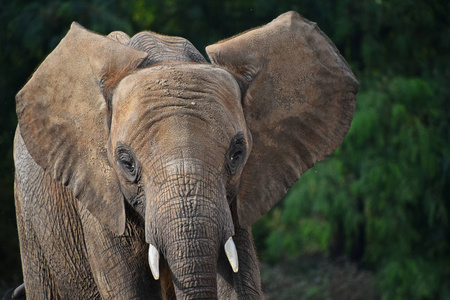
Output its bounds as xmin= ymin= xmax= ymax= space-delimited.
xmin=120 ymin=154 xmax=135 ymax=172
xmin=115 ymin=144 xmax=139 ymax=183
xmin=230 ymin=149 xmax=244 ymax=165
xmin=227 ymin=132 xmax=246 ymax=174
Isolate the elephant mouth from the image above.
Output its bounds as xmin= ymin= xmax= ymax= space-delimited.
xmin=147 ymin=236 xmax=239 ymax=280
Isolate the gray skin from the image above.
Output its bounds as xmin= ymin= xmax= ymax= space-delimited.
xmin=13 ymin=12 xmax=358 ymax=300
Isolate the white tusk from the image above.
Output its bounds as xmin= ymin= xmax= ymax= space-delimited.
xmin=148 ymin=244 xmax=160 ymax=280
xmin=224 ymin=237 xmax=239 ymax=273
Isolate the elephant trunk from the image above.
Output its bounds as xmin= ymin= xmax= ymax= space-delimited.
xmin=144 ymin=159 xmax=235 ymax=299
xmin=164 ymin=215 xmax=220 ymax=299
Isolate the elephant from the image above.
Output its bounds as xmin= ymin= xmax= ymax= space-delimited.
xmin=13 ymin=11 xmax=358 ymax=300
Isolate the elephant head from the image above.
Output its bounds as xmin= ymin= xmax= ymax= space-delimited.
xmin=16 ymin=12 xmax=358 ymax=299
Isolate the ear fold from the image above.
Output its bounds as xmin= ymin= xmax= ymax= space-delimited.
xmin=16 ymin=23 xmax=148 ymax=235
xmin=206 ymin=12 xmax=359 ymax=227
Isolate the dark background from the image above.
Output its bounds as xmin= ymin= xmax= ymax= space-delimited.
xmin=1 ymin=1 xmax=449 ymax=299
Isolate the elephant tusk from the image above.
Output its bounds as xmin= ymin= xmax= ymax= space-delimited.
xmin=224 ymin=237 xmax=239 ymax=273
xmin=148 ymin=244 xmax=160 ymax=280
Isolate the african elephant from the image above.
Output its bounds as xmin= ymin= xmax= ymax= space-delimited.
xmin=13 ymin=11 xmax=358 ymax=299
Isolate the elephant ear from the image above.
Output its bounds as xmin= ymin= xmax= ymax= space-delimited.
xmin=16 ymin=22 xmax=148 ymax=235
xmin=206 ymin=11 xmax=359 ymax=227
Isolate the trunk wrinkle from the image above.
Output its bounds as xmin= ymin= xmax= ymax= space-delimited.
xmin=144 ymin=157 xmax=234 ymax=299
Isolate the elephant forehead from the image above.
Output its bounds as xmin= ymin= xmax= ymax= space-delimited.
xmin=114 ymin=63 xmax=242 ymax=112
xmin=110 ymin=63 xmax=246 ymax=147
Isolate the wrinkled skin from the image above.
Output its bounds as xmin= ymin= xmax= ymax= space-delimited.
xmin=14 ymin=12 xmax=358 ymax=299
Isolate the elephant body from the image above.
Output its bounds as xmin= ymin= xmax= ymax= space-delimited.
xmin=13 ymin=12 xmax=358 ymax=299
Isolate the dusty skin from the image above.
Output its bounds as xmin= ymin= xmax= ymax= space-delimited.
xmin=13 ymin=11 xmax=358 ymax=299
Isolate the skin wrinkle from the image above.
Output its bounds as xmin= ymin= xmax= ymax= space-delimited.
xmin=152 ymin=195 xmax=225 ymax=238
xmin=154 ymin=171 xmax=224 ymax=200
xmin=147 ymin=157 xmax=227 ymax=210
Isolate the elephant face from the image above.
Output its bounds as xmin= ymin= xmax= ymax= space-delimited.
xmin=16 ymin=12 xmax=358 ymax=299
xmin=109 ymin=65 xmax=249 ymax=213
xmin=108 ymin=65 xmax=250 ymax=276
